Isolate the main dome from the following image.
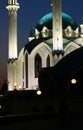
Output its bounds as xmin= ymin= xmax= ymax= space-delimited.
xmin=36 ymin=12 xmax=77 ymax=31
xmin=30 ymin=12 xmax=78 ymax=37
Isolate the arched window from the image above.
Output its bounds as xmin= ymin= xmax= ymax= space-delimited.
xmin=35 ymin=54 xmax=42 ymax=78
xmin=47 ymin=55 xmax=50 ymax=67
xmin=25 ymin=53 xmax=28 ymax=88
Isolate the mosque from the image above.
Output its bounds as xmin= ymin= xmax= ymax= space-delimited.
xmin=6 ymin=0 xmax=83 ymax=91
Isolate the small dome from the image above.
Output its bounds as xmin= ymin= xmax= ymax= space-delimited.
xmin=30 ymin=12 xmax=78 ymax=37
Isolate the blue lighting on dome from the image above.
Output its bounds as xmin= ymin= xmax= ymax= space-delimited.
xmin=36 ymin=12 xmax=77 ymax=30
xmin=39 ymin=13 xmax=52 ymax=25
xmin=30 ymin=12 xmax=78 ymax=37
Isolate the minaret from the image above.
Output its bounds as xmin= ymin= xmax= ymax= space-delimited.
xmin=6 ymin=0 xmax=20 ymax=90
xmin=6 ymin=0 xmax=20 ymax=59
xmin=80 ymin=17 xmax=83 ymax=38
xmin=52 ymin=0 xmax=63 ymax=51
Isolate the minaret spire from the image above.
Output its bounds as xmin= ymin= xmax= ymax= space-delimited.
xmin=80 ymin=17 xmax=83 ymax=38
xmin=52 ymin=0 xmax=63 ymax=51
xmin=6 ymin=0 xmax=20 ymax=59
xmin=6 ymin=0 xmax=20 ymax=90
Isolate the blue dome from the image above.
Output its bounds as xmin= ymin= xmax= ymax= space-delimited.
xmin=36 ymin=12 xmax=77 ymax=31
xmin=30 ymin=12 xmax=78 ymax=37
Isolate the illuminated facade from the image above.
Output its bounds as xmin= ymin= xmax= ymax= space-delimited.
xmin=6 ymin=0 xmax=83 ymax=90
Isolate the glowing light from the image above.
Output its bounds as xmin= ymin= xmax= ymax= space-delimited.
xmin=0 ymin=94 xmax=3 ymax=97
xmin=71 ymin=79 xmax=77 ymax=84
xmin=19 ymin=85 xmax=22 ymax=90
xmin=0 ymin=105 xmax=2 ymax=109
xmin=36 ymin=90 xmax=42 ymax=95
xmin=14 ymin=82 xmax=17 ymax=88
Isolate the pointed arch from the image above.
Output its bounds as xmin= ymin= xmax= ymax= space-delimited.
xmin=35 ymin=54 xmax=42 ymax=78
xmin=47 ymin=55 xmax=50 ymax=67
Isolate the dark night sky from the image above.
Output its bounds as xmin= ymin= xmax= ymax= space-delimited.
xmin=0 ymin=0 xmax=83 ymax=87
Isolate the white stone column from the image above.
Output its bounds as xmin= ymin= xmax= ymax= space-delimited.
xmin=6 ymin=0 xmax=20 ymax=90
xmin=52 ymin=0 xmax=63 ymax=51
xmin=6 ymin=1 xmax=20 ymax=59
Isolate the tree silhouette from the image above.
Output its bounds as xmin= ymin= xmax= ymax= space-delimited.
xmin=1 ymin=80 xmax=8 ymax=94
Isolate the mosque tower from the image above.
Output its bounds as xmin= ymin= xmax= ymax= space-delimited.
xmin=6 ymin=0 xmax=20 ymax=90
xmin=80 ymin=18 xmax=83 ymax=38
xmin=6 ymin=0 xmax=20 ymax=59
xmin=52 ymin=0 xmax=63 ymax=53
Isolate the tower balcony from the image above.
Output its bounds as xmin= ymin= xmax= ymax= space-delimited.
xmin=52 ymin=50 xmax=64 ymax=57
xmin=6 ymin=3 xmax=20 ymax=11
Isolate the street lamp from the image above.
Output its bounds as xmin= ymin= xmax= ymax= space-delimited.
xmin=36 ymin=89 xmax=42 ymax=95
xmin=71 ymin=78 xmax=77 ymax=84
